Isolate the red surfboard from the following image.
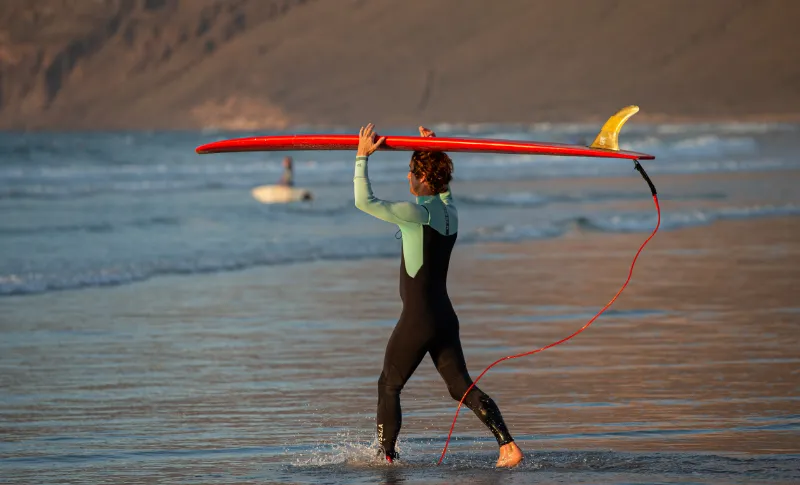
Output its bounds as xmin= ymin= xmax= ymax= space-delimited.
xmin=195 ymin=106 xmax=655 ymax=161
xmin=195 ymin=134 xmax=654 ymax=161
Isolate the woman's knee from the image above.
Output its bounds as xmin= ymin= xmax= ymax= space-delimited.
xmin=378 ymin=370 xmax=403 ymax=395
xmin=446 ymin=378 xmax=477 ymax=402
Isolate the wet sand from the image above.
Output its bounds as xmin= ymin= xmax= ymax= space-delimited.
xmin=1 ymin=216 xmax=798 ymax=483
xmin=286 ymin=215 xmax=800 ymax=455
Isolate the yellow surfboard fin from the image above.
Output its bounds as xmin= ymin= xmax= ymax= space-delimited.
xmin=590 ymin=105 xmax=640 ymax=151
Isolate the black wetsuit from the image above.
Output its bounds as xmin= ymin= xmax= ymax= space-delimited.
xmin=353 ymin=155 xmax=513 ymax=459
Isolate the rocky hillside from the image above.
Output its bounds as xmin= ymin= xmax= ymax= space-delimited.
xmin=1 ymin=0 xmax=798 ymax=130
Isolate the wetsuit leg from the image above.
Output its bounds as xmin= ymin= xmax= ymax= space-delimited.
xmin=430 ymin=326 xmax=514 ymax=446
xmin=377 ymin=317 xmax=430 ymax=458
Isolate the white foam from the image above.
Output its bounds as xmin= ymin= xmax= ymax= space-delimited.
xmin=290 ymin=432 xmax=409 ymax=467
xmin=582 ymin=204 xmax=800 ymax=233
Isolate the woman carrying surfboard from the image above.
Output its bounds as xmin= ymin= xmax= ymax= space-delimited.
xmin=354 ymin=123 xmax=524 ymax=467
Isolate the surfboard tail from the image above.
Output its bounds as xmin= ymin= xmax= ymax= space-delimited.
xmin=590 ymin=105 xmax=640 ymax=152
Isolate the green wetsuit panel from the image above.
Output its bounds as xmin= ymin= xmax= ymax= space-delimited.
xmin=354 ymin=155 xmax=458 ymax=277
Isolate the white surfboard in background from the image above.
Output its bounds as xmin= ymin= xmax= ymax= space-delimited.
xmin=251 ymin=185 xmax=313 ymax=204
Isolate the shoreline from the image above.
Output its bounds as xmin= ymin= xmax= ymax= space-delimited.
xmin=3 ymin=213 xmax=797 ymax=302
xmin=2 ymin=213 xmax=797 ymax=459
xmin=2 ymin=209 xmax=797 ymax=485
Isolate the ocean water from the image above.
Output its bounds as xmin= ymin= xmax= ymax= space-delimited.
xmin=0 ymin=122 xmax=798 ymax=296
xmin=1 ymin=123 xmax=799 ymax=484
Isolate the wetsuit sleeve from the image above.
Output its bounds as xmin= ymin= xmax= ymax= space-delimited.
xmin=354 ymin=155 xmax=430 ymax=225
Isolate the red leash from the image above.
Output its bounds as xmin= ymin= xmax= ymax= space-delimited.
xmin=437 ymin=161 xmax=660 ymax=465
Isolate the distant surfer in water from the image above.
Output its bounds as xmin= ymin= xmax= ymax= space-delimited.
xmin=278 ymin=156 xmax=294 ymax=187
xmin=251 ymin=155 xmax=313 ymax=203
xmin=353 ymin=123 xmax=524 ymax=467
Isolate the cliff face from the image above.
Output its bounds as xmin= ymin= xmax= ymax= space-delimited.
xmin=1 ymin=0 xmax=799 ymax=130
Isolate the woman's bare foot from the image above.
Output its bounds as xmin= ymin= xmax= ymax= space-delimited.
xmin=496 ymin=441 xmax=524 ymax=468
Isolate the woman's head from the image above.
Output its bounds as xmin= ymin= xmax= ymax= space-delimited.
xmin=407 ymin=151 xmax=453 ymax=195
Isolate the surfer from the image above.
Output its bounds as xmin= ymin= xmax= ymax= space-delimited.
xmin=278 ymin=156 xmax=294 ymax=187
xmin=250 ymin=155 xmax=314 ymax=203
xmin=354 ymin=123 xmax=524 ymax=467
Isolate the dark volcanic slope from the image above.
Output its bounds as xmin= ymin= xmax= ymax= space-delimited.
xmin=1 ymin=0 xmax=798 ymax=130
